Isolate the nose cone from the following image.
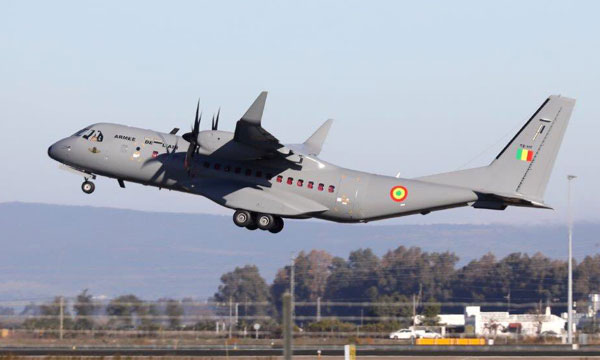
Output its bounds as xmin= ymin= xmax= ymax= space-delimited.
xmin=48 ymin=138 xmax=72 ymax=162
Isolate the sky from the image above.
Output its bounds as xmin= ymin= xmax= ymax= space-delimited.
xmin=1 ymin=0 xmax=599 ymax=225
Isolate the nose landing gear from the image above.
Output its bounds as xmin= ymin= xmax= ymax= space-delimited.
xmin=81 ymin=180 xmax=95 ymax=194
xmin=233 ymin=210 xmax=284 ymax=233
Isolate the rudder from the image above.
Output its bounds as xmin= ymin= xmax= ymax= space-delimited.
xmin=417 ymin=95 xmax=575 ymax=206
xmin=489 ymin=95 xmax=575 ymax=201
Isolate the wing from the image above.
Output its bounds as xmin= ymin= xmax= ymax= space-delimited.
xmin=232 ymin=92 xmax=333 ymax=162
xmin=182 ymin=178 xmax=329 ymax=217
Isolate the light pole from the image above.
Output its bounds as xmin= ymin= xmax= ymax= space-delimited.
xmin=567 ymin=174 xmax=577 ymax=344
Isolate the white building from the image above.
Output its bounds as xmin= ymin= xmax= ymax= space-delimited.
xmin=416 ymin=306 xmax=566 ymax=337
xmin=464 ymin=306 xmax=566 ymax=336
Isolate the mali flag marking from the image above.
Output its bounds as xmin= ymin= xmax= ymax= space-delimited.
xmin=390 ymin=186 xmax=408 ymax=202
xmin=516 ymin=148 xmax=534 ymax=162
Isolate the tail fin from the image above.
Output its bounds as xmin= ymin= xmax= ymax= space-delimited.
xmin=418 ymin=95 xmax=575 ymax=206
xmin=489 ymin=95 xmax=575 ymax=200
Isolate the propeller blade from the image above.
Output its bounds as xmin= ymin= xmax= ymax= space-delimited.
xmin=194 ymin=100 xmax=200 ymax=130
xmin=214 ymin=108 xmax=220 ymax=130
xmin=183 ymin=99 xmax=202 ymax=173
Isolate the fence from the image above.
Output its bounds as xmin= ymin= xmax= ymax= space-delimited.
xmin=0 ymin=298 xmax=595 ymax=345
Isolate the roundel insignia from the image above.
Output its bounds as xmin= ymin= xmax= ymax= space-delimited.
xmin=390 ymin=186 xmax=408 ymax=202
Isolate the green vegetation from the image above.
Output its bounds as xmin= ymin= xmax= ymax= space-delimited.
xmin=5 ymin=246 xmax=600 ymax=336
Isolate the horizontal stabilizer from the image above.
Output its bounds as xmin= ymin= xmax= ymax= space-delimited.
xmin=303 ymin=119 xmax=333 ymax=156
xmin=288 ymin=119 xmax=334 ymax=156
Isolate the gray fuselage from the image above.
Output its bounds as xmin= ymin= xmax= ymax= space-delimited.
xmin=48 ymin=123 xmax=478 ymax=223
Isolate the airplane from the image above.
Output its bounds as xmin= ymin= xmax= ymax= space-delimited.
xmin=48 ymin=92 xmax=575 ymax=233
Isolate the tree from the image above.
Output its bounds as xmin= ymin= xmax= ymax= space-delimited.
xmin=371 ymin=293 xmax=412 ymax=327
xmin=324 ymin=249 xmax=381 ymax=301
xmin=22 ymin=297 xmax=72 ymax=331
xmin=214 ymin=265 xmax=272 ymax=316
xmin=294 ymin=250 xmax=334 ymax=301
xmin=271 ymin=250 xmax=334 ymax=317
xmin=165 ymin=299 xmax=184 ymax=329
xmin=106 ymin=294 xmax=142 ymax=329
xmin=575 ymin=255 xmax=600 ymax=299
xmin=73 ymin=289 xmax=98 ymax=330
xmin=421 ymin=298 xmax=441 ymax=326
xmin=378 ymin=246 xmax=458 ymax=302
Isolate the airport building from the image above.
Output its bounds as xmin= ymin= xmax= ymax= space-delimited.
xmin=417 ymin=306 xmax=566 ymax=337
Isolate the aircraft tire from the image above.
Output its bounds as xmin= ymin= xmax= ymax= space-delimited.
xmin=81 ymin=181 xmax=95 ymax=194
xmin=233 ymin=210 xmax=253 ymax=227
xmin=269 ymin=217 xmax=284 ymax=233
xmin=257 ymin=214 xmax=275 ymax=230
xmin=246 ymin=223 xmax=258 ymax=230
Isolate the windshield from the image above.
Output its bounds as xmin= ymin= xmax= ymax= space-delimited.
xmin=75 ymin=128 xmax=104 ymax=142
xmin=73 ymin=128 xmax=90 ymax=136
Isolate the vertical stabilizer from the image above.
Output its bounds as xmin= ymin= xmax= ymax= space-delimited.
xmin=489 ymin=95 xmax=575 ymax=200
xmin=417 ymin=95 xmax=575 ymax=203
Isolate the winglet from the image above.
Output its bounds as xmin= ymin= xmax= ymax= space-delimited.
xmin=303 ymin=119 xmax=333 ymax=156
xmin=241 ymin=91 xmax=268 ymax=125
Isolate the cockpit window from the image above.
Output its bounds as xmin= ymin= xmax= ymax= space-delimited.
xmin=81 ymin=129 xmax=104 ymax=142
xmin=73 ymin=128 xmax=90 ymax=136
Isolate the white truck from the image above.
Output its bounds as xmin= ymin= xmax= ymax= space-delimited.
xmin=389 ymin=328 xmax=442 ymax=340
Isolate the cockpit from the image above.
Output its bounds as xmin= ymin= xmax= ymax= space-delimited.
xmin=73 ymin=128 xmax=104 ymax=142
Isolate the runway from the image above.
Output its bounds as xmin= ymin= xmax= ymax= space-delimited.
xmin=2 ymin=345 xmax=600 ymax=357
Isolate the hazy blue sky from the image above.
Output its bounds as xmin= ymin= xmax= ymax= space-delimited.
xmin=2 ymin=0 xmax=598 ymax=224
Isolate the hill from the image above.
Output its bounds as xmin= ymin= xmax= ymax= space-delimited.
xmin=0 ymin=202 xmax=597 ymax=300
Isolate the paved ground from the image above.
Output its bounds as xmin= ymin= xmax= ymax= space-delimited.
xmin=2 ymin=346 xmax=600 ymax=358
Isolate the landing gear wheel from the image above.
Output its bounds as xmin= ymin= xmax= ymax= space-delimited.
xmin=233 ymin=210 xmax=253 ymax=227
xmin=246 ymin=223 xmax=258 ymax=231
xmin=268 ymin=217 xmax=284 ymax=234
xmin=81 ymin=181 xmax=95 ymax=194
xmin=257 ymin=214 xmax=275 ymax=231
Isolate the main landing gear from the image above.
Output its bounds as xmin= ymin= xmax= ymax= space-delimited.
xmin=81 ymin=180 xmax=95 ymax=194
xmin=233 ymin=210 xmax=284 ymax=233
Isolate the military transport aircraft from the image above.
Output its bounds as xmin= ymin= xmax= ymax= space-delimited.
xmin=48 ymin=92 xmax=575 ymax=233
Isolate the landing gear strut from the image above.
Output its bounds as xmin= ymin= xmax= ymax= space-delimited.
xmin=81 ymin=180 xmax=95 ymax=194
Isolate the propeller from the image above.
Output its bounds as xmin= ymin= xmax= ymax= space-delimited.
xmin=211 ymin=108 xmax=220 ymax=131
xmin=182 ymin=100 xmax=201 ymax=173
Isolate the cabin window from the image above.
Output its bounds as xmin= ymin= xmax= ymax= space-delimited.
xmin=224 ymin=165 xmax=231 ymax=172
xmin=307 ymin=181 xmax=314 ymax=189
xmin=297 ymin=179 xmax=303 ymax=187
xmin=276 ymin=175 xmax=283 ymax=183
xmin=203 ymin=162 xmax=210 ymax=168
xmin=245 ymin=169 xmax=252 ymax=176
xmin=214 ymin=163 xmax=221 ymax=170
xmin=256 ymin=170 xmax=263 ymax=178
xmin=287 ymin=177 xmax=293 ymax=185
xmin=328 ymin=185 xmax=335 ymax=193
xmin=318 ymin=183 xmax=324 ymax=191
xmin=234 ymin=167 xmax=241 ymax=174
